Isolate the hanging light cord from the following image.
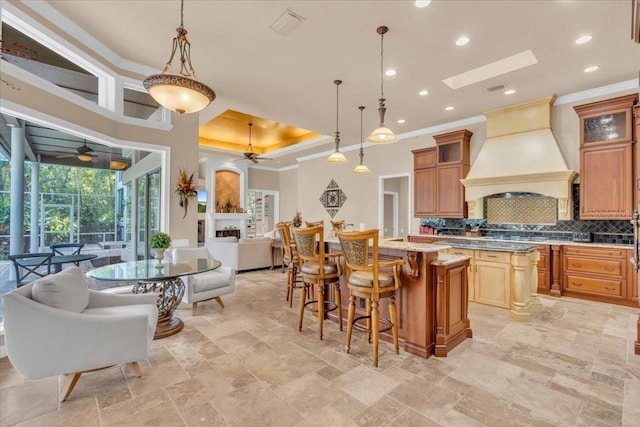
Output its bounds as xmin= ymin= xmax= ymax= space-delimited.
xmin=380 ymin=32 xmax=384 ymax=99
xmin=359 ymin=106 xmax=365 ymax=162
xmin=334 ymin=80 xmax=341 ymax=150
xmin=161 ymin=0 xmax=196 ymax=79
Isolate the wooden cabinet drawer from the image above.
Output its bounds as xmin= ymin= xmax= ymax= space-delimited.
xmin=563 ymin=255 xmax=625 ymax=277
xmin=564 ymin=274 xmax=624 ymax=297
xmin=447 ymin=248 xmax=474 ymax=257
xmin=476 ymin=250 xmax=510 ymax=263
xmin=563 ymin=246 xmax=626 ymax=259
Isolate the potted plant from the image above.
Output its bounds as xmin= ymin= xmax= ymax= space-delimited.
xmin=150 ymin=232 xmax=172 ymax=267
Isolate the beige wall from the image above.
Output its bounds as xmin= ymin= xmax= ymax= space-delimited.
xmin=278 ymin=168 xmax=299 ymax=223
xmin=248 ymin=168 xmax=279 ymax=190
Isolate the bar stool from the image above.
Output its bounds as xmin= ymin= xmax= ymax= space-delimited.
xmin=275 ymin=221 xmax=301 ymax=307
xmin=337 ymin=229 xmax=404 ymax=367
xmin=292 ymin=225 xmax=343 ymax=340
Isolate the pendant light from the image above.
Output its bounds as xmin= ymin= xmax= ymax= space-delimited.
xmin=326 ymin=80 xmax=349 ymax=163
xmin=353 ymin=106 xmax=371 ymax=174
xmin=366 ymin=26 xmax=398 ymax=144
xmin=143 ymin=0 xmax=216 ymax=114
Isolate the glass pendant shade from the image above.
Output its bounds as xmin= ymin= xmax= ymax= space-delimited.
xmin=327 ymin=151 xmax=348 ymax=163
xmin=326 ymin=79 xmax=348 ymax=163
xmin=353 ymin=162 xmax=371 ymax=174
xmin=77 ymin=154 xmax=93 ymax=162
xmin=367 ymin=124 xmax=398 ymax=144
xmin=143 ymin=0 xmax=215 ymax=114
xmin=367 ymin=26 xmax=397 ymax=144
xmin=145 ymin=75 xmax=215 ymax=114
xmin=354 ymin=105 xmax=371 ymax=173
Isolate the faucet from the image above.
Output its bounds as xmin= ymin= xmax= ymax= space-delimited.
xmin=343 ymin=223 xmax=355 ymax=230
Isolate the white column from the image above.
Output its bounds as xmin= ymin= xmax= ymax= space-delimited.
xmin=10 ymin=126 xmax=25 ymax=280
xmin=29 ymin=157 xmax=40 ymax=252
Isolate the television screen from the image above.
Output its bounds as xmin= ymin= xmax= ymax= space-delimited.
xmin=197 ymin=190 xmax=207 ymax=213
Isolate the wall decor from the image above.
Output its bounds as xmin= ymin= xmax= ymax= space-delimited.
xmin=176 ymin=168 xmax=197 ymax=218
xmin=319 ymin=179 xmax=347 ymax=218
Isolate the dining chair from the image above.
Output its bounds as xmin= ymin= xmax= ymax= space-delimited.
xmin=51 ymin=243 xmax=85 ymax=266
xmin=337 ymin=229 xmax=405 ymax=367
xmin=292 ymin=225 xmax=343 ymax=340
xmin=8 ymin=253 xmax=53 ymax=286
xmin=275 ymin=221 xmax=301 ymax=307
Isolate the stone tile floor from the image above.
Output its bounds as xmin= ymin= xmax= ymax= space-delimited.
xmin=1 ymin=268 xmax=639 ymax=426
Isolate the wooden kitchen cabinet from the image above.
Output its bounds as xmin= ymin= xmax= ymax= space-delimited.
xmin=575 ymin=94 xmax=638 ymax=220
xmin=628 ymin=248 xmax=638 ymax=303
xmin=413 ymin=148 xmax=437 ymax=217
xmin=446 ymin=247 xmax=475 ymax=301
xmin=579 ymin=144 xmax=633 ymax=219
xmin=561 ymin=245 xmax=633 ymax=306
xmin=537 ymin=244 xmax=551 ymax=295
xmin=634 ymin=104 xmax=640 ymax=207
xmin=474 ymin=258 xmax=511 ymax=309
xmin=412 ymin=130 xmax=472 ymax=218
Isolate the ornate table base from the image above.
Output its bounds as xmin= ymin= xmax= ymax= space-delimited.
xmin=133 ymin=277 xmax=186 ymax=339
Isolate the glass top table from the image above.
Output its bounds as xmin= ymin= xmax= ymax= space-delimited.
xmin=87 ymin=258 xmax=221 ymax=339
xmin=86 ymin=258 xmax=221 ymax=282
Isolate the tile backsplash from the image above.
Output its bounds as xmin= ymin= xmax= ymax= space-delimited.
xmin=426 ymin=184 xmax=633 ymax=244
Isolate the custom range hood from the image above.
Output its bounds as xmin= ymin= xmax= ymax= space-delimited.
xmin=461 ymin=96 xmax=578 ymax=220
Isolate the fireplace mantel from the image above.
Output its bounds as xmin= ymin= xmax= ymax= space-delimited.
xmin=207 ymin=213 xmax=250 ymax=239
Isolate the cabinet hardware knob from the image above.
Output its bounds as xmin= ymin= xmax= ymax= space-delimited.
xmin=574 ymin=282 xmax=583 ymax=287
xmin=605 ymin=287 xmax=616 ymax=291
xmin=572 ymin=263 xmax=582 ymax=268
xmin=605 ymin=266 xmax=615 ymax=271
xmin=487 ymin=255 xmax=497 ymax=258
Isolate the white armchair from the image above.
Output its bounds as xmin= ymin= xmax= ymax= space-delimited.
xmin=172 ymin=247 xmax=236 ymax=315
xmin=2 ymin=266 xmax=157 ymax=401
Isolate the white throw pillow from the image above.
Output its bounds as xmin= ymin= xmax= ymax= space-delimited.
xmin=31 ymin=266 xmax=89 ymax=313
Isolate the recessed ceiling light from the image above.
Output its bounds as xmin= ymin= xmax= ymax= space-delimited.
xmin=575 ymin=35 xmax=592 ymax=44
xmin=385 ymin=69 xmax=396 ymax=76
xmin=397 ymin=119 xmax=406 ymax=124
xmin=456 ymin=36 xmax=470 ymax=46
xmin=419 ymin=89 xmax=429 ymax=96
xmin=584 ymin=65 xmax=599 ymax=73
xmin=445 ymin=106 xmax=454 ymax=111
xmin=415 ymin=0 xmax=431 ymax=7
xmin=504 ymin=89 xmax=516 ymax=95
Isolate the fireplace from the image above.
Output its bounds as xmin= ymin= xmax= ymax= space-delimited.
xmin=216 ymin=229 xmax=240 ymax=239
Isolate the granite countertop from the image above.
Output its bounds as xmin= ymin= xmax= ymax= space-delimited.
xmin=432 ymin=252 xmax=471 ymax=266
xmin=444 ymin=239 xmax=539 ymax=253
xmin=408 ymin=234 xmax=633 ymax=250
xmin=326 ymin=237 xmax=447 ymax=253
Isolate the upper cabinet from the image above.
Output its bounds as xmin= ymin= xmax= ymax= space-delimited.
xmin=412 ymin=129 xmax=472 ymax=218
xmin=574 ymin=94 xmax=638 ymax=220
xmin=574 ymin=94 xmax=637 ymax=146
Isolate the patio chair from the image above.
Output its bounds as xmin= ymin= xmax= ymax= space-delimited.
xmin=51 ymin=243 xmax=85 ymax=266
xmin=8 ymin=253 xmax=53 ymax=286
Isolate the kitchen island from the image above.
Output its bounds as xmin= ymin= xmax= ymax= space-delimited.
xmin=410 ymin=236 xmax=540 ymax=322
xmin=325 ymin=239 xmax=472 ymax=358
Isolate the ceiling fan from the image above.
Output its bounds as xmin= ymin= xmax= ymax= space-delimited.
xmin=232 ymin=123 xmax=273 ymax=164
xmin=56 ymin=140 xmax=97 ymax=162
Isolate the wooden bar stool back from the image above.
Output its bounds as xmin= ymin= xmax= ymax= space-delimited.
xmin=337 ymin=229 xmax=404 ymax=367
xmin=275 ymin=221 xmax=301 ymax=307
xmin=292 ymin=225 xmax=343 ymax=340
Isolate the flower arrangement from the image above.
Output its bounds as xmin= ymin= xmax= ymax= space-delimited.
xmin=150 ymin=232 xmax=172 ymax=249
xmin=292 ymin=211 xmax=303 ymax=228
xmin=176 ymin=168 xmax=197 ymax=218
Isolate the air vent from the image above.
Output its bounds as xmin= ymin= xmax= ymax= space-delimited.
xmin=487 ymin=84 xmax=506 ymax=92
xmin=270 ymin=9 xmax=305 ymax=35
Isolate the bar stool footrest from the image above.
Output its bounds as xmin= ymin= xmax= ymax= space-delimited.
xmin=304 ymin=299 xmax=338 ymax=314
xmin=352 ymin=315 xmax=393 ymax=334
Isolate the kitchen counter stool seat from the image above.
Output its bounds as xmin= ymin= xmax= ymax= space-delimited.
xmin=292 ymin=225 xmax=343 ymax=340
